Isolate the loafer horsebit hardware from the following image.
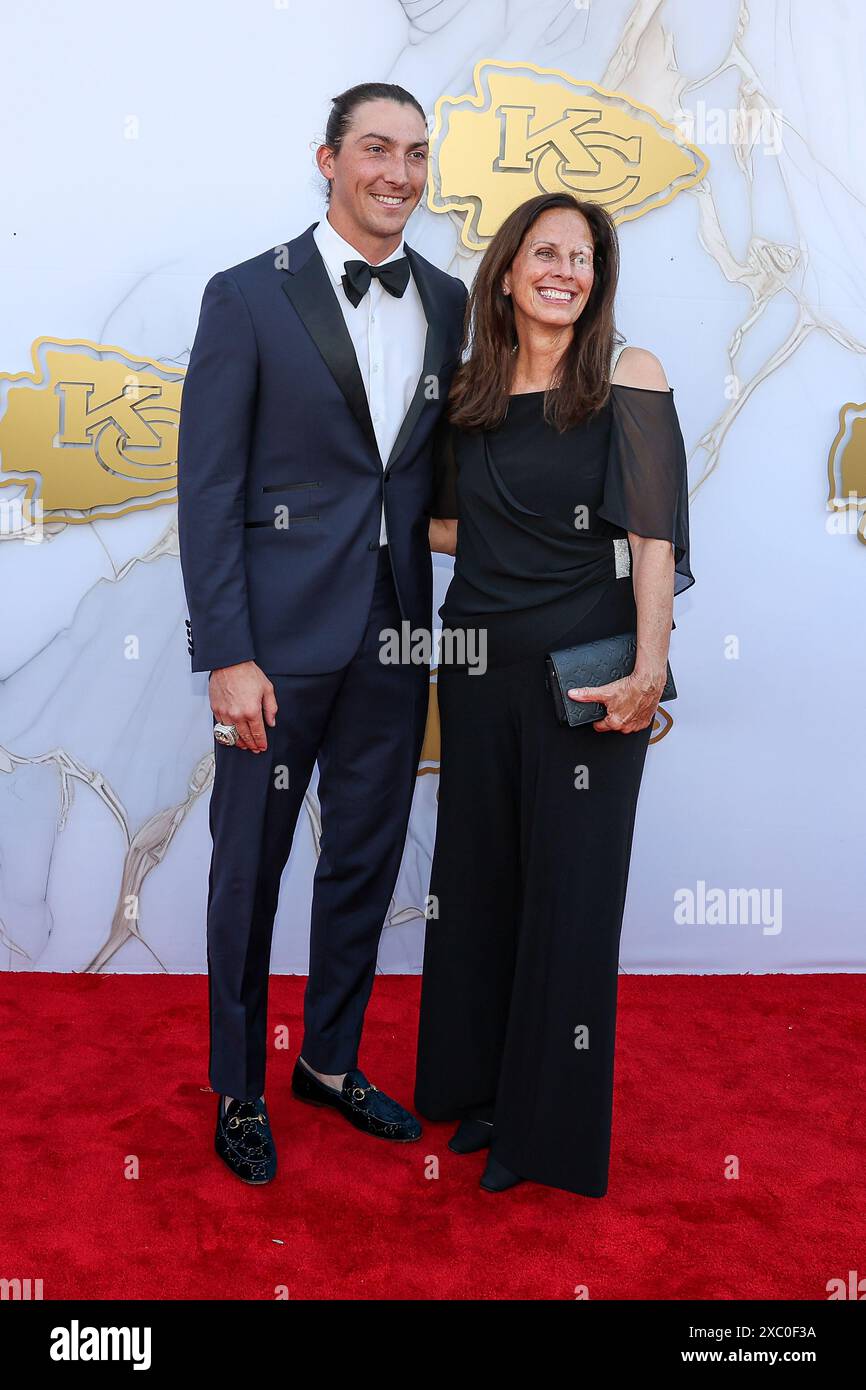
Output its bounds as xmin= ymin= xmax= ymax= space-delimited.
xmin=227 ymin=1111 xmax=267 ymax=1130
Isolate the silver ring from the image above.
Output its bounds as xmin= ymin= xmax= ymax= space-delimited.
xmin=213 ymin=722 xmax=238 ymax=747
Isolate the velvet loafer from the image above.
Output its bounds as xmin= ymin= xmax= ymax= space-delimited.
xmin=214 ymin=1094 xmax=277 ymax=1185
xmin=291 ymin=1060 xmax=421 ymax=1142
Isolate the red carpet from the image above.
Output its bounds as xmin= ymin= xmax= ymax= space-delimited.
xmin=1 ymin=972 xmax=863 ymax=1300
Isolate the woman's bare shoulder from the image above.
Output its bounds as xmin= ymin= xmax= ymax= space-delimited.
xmin=611 ymin=346 xmax=670 ymax=390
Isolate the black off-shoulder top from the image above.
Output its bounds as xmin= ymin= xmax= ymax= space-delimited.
xmin=431 ymin=383 xmax=694 ymax=667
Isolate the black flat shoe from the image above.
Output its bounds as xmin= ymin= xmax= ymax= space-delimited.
xmin=214 ymin=1094 xmax=277 ymax=1185
xmin=479 ymin=1154 xmax=524 ymax=1192
xmin=448 ymin=1117 xmax=494 ymax=1154
xmin=291 ymin=1060 xmax=422 ymax=1142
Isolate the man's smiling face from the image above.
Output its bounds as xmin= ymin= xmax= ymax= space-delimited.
xmin=317 ymin=98 xmax=429 ymax=256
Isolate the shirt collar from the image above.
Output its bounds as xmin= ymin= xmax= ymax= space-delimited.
xmin=313 ymin=213 xmax=406 ymax=287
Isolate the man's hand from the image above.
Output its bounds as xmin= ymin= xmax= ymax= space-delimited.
xmin=209 ymin=661 xmax=277 ymax=752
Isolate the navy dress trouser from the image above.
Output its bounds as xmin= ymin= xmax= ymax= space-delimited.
xmin=206 ymin=547 xmax=429 ymax=1100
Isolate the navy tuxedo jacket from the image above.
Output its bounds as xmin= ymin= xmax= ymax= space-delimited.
xmin=177 ymin=223 xmax=467 ymax=674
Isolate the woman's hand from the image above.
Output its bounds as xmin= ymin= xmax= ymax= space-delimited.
xmin=567 ymin=668 xmax=666 ymax=733
xmin=429 ymin=518 xmax=458 ymax=555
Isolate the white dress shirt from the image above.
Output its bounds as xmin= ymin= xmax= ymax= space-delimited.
xmin=313 ymin=213 xmax=428 ymax=545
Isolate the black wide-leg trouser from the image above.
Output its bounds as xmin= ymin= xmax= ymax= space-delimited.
xmin=206 ymin=547 xmax=429 ymax=1101
xmin=415 ymin=582 xmax=653 ymax=1197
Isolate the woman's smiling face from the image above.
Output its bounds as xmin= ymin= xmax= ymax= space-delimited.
xmin=502 ymin=207 xmax=595 ymax=332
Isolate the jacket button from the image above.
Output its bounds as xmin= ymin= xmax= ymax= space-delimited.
xmin=368 ymin=540 xmax=379 ymax=551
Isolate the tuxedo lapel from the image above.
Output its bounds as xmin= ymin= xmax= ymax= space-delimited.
xmin=280 ymin=226 xmax=451 ymax=470
xmin=280 ymin=225 xmax=379 ymax=457
xmin=384 ymin=245 xmax=449 ymax=471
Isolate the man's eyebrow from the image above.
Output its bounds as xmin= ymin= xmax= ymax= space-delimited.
xmin=355 ymin=131 xmax=430 ymax=149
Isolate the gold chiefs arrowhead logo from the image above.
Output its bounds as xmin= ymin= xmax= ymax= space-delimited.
xmin=827 ymin=402 xmax=866 ymax=544
xmin=428 ymin=59 xmax=709 ymax=249
xmin=0 ymin=338 xmax=183 ymax=523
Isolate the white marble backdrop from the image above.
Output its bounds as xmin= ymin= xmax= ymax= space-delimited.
xmin=1 ymin=0 xmax=863 ymax=975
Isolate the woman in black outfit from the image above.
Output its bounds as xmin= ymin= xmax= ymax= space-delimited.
xmin=414 ymin=192 xmax=694 ymax=1198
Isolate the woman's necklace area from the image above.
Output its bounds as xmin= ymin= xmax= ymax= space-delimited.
xmin=509 ymin=344 xmax=566 ymax=396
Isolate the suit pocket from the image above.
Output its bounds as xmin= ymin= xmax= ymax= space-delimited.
xmin=244 ymin=514 xmax=319 ymax=528
xmin=247 ymin=479 xmax=321 ymax=527
xmin=261 ymin=480 xmax=322 ymax=494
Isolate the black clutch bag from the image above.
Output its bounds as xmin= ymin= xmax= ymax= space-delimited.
xmin=545 ymin=630 xmax=677 ymax=727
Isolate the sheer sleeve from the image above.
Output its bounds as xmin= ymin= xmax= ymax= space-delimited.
xmin=599 ymin=384 xmax=695 ymax=596
xmin=430 ymin=414 xmax=459 ymax=520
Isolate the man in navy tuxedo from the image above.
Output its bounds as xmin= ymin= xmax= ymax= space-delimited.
xmin=177 ymin=82 xmax=467 ymax=1184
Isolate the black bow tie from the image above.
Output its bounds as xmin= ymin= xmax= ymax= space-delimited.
xmin=341 ymin=256 xmax=411 ymax=308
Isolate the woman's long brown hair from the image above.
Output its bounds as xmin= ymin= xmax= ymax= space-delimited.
xmin=448 ymin=192 xmax=622 ymax=433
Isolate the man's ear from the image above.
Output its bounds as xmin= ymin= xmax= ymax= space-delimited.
xmin=315 ymin=143 xmax=335 ymax=184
